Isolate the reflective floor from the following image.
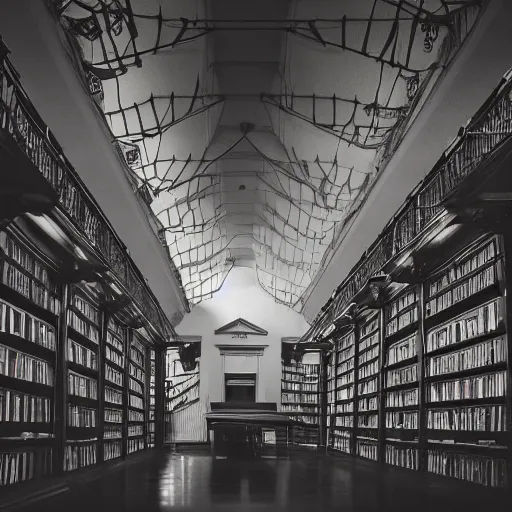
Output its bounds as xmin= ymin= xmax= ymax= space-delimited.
xmin=18 ymin=449 xmax=510 ymax=512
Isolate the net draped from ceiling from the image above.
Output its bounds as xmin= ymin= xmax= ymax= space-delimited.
xmin=49 ymin=0 xmax=484 ymax=309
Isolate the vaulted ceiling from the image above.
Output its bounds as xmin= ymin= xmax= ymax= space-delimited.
xmin=50 ymin=0 xmax=484 ymax=311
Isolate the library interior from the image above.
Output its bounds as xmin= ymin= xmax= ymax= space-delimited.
xmin=1 ymin=0 xmax=512 ymax=511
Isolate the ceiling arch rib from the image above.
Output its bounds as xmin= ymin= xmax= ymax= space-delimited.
xmin=49 ymin=0 xmax=486 ymax=310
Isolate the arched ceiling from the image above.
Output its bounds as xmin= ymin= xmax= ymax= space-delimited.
xmin=50 ymin=0 xmax=484 ymax=311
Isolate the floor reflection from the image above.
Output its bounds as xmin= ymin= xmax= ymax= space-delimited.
xmin=14 ymin=448 xmax=511 ymax=512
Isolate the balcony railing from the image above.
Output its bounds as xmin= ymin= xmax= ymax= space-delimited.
xmin=0 ymin=45 xmax=175 ymax=339
xmin=312 ymin=68 xmax=512 ymax=335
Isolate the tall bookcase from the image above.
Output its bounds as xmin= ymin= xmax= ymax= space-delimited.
xmin=148 ymin=348 xmax=156 ymax=448
xmin=64 ymin=285 xmax=102 ymax=472
xmin=127 ymin=332 xmax=147 ymax=454
xmin=356 ymin=311 xmax=381 ymax=461
xmin=383 ymin=285 xmax=420 ymax=470
xmin=0 ymin=43 xmax=169 ymax=501
xmin=422 ymin=235 xmax=507 ymax=488
xmin=0 ymin=228 xmax=60 ymax=486
xmin=329 ymin=329 xmax=355 ymax=454
xmin=324 ymin=234 xmax=510 ymax=489
xmin=103 ymin=316 xmax=126 ymax=462
xmin=281 ymin=355 xmax=320 ymax=445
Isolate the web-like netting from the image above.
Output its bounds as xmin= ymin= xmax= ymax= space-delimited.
xmin=50 ymin=0 xmax=484 ymax=308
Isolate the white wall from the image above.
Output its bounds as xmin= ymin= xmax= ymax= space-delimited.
xmin=176 ymin=267 xmax=310 ymax=410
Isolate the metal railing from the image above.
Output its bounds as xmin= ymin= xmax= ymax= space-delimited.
xmin=0 ymin=44 xmax=176 ymax=339
xmin=312 ymin=68 xmax=512 ymax=335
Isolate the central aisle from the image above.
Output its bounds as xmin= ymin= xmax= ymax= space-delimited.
xmin=18 ymin=449 xmax=509 ymax=512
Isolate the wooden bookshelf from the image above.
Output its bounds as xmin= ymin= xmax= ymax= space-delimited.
xmin=356 ymin=311 xmax=381 ymax=462
xmin=384 ymin=285 xmax=420 ymax=470
xmin=148 ymin=349 xmax=156 ymax=448
xmin=0 ymin=46 xmax=172 ymax=501
xmin=281 ymin=357 xmax=320 ymax=445
xmin=330 ymin=328 xmax=356 ymax=454
xmin=321 ymin=234 xmax=510 ymax=489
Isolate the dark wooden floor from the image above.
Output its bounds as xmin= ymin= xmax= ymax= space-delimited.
xmin=12 ymin=448 xmax=511 ymax=512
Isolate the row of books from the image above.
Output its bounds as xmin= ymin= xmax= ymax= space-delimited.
xmin=128 ymin=437 xmax=144 ymax=453
xmin=282 ymin=382 xmax=301 ymax=391
xmin=336 ymin=332 xmax=355 ymax=352
xmin=105 ymin=365 xmax=123 ymax=387
xmin=69 ymin=371 xmax=97 ymax=400
xmin=104 ymin=426 xmax=122 ymax=439
xmin=338 ymin=372 xmax=354 ymax=387
xmin=104 ymin=440 xmax=122 ymax=461
xmin=0 ymin=448 xmax=52 ymax=486
xmin=359 ymin=331 xmax=379 ymax=352
xmin=106 ymin=331 xmax=124 ymax=353
xmin=386 ymin=444 xmax=419 ymax=469
xmin=427 ymin=449 xmax=507 ymax=488
xmin=337 ymin=358 xmax=354 ymax=375
xmin=281 ymin=404 xmax=319 ymax=414
xmin=130 ymin=347 xmax=144 ymax=368
xmin=357 ymin=439 xmax=378 ymax=460
xmin=358 ymin=377 xmax=377 ymax=396
xmin=331 ymin=431 xmax=351 ymax=453
xmin=128 ymin=425 xmax=143 ymax=437
xmin=427 ymin=371 xmax=506 ymax=402
xmin=129 ymin=363 xmax=144 ymax=382
xmin=129 ymin=394 xmax=144 ymax=410
xmin=337 ymin=345 xmax=355 ymax=364
xmin=359 ymin=360 xmax=379 ymax=379
xmin=0 ymin=233 xmax=56 ymax=291
xmin=282 ymin=363 xmax=320 ymax=375
xmin=359 ymin=345 xmax=379 ymax=365
xmin=105 ymin=408 xmax=123 ymax=423
xmin=385 ymin=388 xmax=419 ymax=408
xmin=387 ymin=306 xmax=418 ymax=337
xmin=129 ymin=377 xmax=143 ymax=394
xmin=335 ymin=415 xmax=353 ymax=427
xmin=0 ymin=388 xmax=51 ymax=423
xmin=67 ymin=311 xmax=99 ymax=344
xmin=425 ymin=265 xmax=496 ymax=318
xmin=336 ymin=387 xmax=354 ymax=401
xmin=73 ymin=294 xmax=100 ymax=326
xmin=68 ymin=404 xmax=97 ymax=428
xmin=359 ymin=396 xmax=378 ymax=411
xmin=0 ymin=300 xmax=56 ymax=351
xmin=426 ymin=240 xmax=496 ymax=297
xmin=386 ymin=363 xmax=418 ymax=388
xmin=282 ymin=392 xmax=319 ymax=404
xmin=105 ymin=386 xmax=122 ymax=405
xmin=282 ymin=371 xmax=317 ymax=382
xmin=359 ymin=413 xmax=378 ymax=428
xmin=386 ymin=411 xmax=418 ymax=429
xmin=335 ymin=401 xmax=354 ymax=414
xmin=427 ymin=405 xmax=506 ymax=432
xmin=128 ymin=409 xmax=144 ymax=422
xmin=387 ymin=334 xmax=416 ymax=366
xmin=388 ymin=289 xmax=417 ymax=319
xmin=0 ymin=345 xmax=54 ymax=385
xmin=64 ymin=442 xmax=97 ymax=471
xmin=106 ymin=346 xmax=124 ymax=368
xmin=425 ymin=299 xmax=500 ymax=353
xmin=426 ymin=336 xmax=506 ymax=377
xmin=360 ymin=315 xmax=379 ymax=339
xmin=68 ymin=339 xmax=97 ymax=370
xmin=1 ymin=262 xmax=61 ymax=315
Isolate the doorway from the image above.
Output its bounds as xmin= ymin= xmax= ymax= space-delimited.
xmin=225 ymin=373 xmax=256 ymax=403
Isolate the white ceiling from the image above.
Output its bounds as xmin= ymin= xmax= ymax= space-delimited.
xmin=54 ymin=0 xmax=484 ymax=311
